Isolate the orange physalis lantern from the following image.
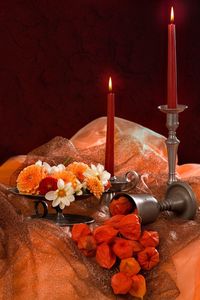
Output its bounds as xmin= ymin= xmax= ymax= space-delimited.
xmin=119 ymin=257 xmax=141 ymax=276
xmin=93 ymin=225 xmax=118 ymax=244
xmin=77 ymin=235 xmax=97 ymax=257
xmin=118 ymin=214 xmax=141 ymax=240
xmin=111 ymin=272 xmax=132 ymax=295
xmin=129 ymin=274 xmax=147 ymax=298
xmin=71 ymin=223 xmax=91 ymax=243
xmin=112 ymin=237 xmax=134 ymax=259
xmin=137 ymin=246 xmax=160 ymax=270
xmin=104 ymin=214 xmax=124 ymax=229
xmin=139 ymin=230 xmax=159 ymax=248
xmin=109 ymin=196 xmax=133 ymax=216
xmin=96 ymin=242 xmax=116 ymax=269
xmin=129 ymin=240 xmax=144 ymax=254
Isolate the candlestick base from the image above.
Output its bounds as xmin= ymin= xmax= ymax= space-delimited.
xmin=164 ymin=181 xmax=197 ymax=219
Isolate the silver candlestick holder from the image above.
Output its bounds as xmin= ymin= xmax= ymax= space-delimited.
xmin=157 ymin=104 xmax=197 ymax=220
xmin=158 ymin=104 xmax=187 ymax=185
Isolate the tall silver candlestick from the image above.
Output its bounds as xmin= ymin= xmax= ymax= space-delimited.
xmin=158 ymin=104 xmax=187 ymax=185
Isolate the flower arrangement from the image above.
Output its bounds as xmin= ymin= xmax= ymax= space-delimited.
xmin=16 ymin=161 xmax=111 ymax=209
xmin=71 ymin=196 xmax=160 ymax=299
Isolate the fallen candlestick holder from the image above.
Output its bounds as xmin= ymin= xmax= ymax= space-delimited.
xmin=110 ymin=181 xmax=197 ymax=224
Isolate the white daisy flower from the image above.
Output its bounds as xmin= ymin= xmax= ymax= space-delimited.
xmin=83 ymin=163 xmax=111 ymax=186
xmin=45 ymin=179 xmax=75 ymax=209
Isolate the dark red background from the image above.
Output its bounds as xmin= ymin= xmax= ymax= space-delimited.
xmin=0 ymin=0 xmax=200 ymax=164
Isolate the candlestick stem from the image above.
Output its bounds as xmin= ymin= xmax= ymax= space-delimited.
xmin=166 ymin=112 xmax=179 ymax=184
xmin=158 ymin=105 xmax=187 ymax=185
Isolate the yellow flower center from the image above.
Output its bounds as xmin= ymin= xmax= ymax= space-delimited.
xmin=58 ymin=190 xmax=66 ymax=197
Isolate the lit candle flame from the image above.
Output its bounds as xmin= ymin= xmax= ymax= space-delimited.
xmin=109 ymin=77 xmax=112 ymax=92
xmin=170 ymin=6 xmax=174 ymax=23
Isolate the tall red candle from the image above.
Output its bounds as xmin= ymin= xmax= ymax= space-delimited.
xmin=167 ymin=7 xmax=178 ymax=108
xmin=105 ymin=77 xmax=115 ymax=176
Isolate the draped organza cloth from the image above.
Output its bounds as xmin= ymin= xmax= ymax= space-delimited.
xmin=0 ymin=117 xmax=200 ymax=300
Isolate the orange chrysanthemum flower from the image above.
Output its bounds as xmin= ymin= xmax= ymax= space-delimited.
xmin=17 ymin=165 xmax=47 ymax=194
xmin=85 ymin=177 xmax=104 ymax=199
xmin=66 ymin=162 xmax=88 ymax=182
xmin=52 ymin=170 xmax=77 ymax=188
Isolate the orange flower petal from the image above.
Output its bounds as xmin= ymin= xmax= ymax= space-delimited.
xmin=85 ymin=177 xmax=104 ymax=199
xmin=66 ymin=162 xmax=88 ymax=181
xmin=17 ymin=165 xmax=47 ymax=194
xmin=52 ymin=170 xmax=77 ymax=188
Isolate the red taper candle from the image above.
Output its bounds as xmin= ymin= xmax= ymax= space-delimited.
xmin=167 ymin=7 xmax=178 ymax=108
xmin=105 ymin=77 xmax=115 ymax=176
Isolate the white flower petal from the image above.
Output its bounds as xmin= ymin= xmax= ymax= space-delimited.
xmin=63 ymin=194 xmax=75 ymax=205
xmin=45 ymin=191 xmax=57 ymax=201
xmin=64 ymin=184 xmax=75 ymax=196
xmin=104 ymin=170 xmax=111 ymax=179
xmin=50 ymin=166 xmax=59 ymax=173
xmin=57 ymin=164 xmax=65 ymax=171
xmin=101 ymin=171 xmax=111 ymax=184
xmin=68 ymin=195 xmax=75 ymax=202
xmin=97 ymin=163 xmax=104 ymax=173
xmin=43 ymin=162 xmax=51 ymax=173
xmin=76 ymin=190 xmax=83 ymax=196
xmin=91 ymin=164 xmax=97 ymax=171
xmin=90 ymin=165 xmax=99 ymax=176
xmin=60 ymin=196 xmax=70 ymax=207
xmin=57 ymin=179 xmax=65 ymax=189
xmin=52 ymin=197 xmax=61 ymax=207
xmin=64 ymin=200 xmax=70 ymax=207
xmin=82 ymin=181 xmax=87 ymax=189
xmin=65 ymin=182 xmax=72 ymax=189
xmin=83 ymin=168 xmax=93 ymax=178
xmin=59 ymin=202 xmax=65 ymax=209
xmin=35 ymin=160 xmax=42 ymax=166
xmin=75 ymin=180 xmax=83 ymax=193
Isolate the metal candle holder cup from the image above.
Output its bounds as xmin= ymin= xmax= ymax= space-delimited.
xmin=109 ymin=171 xmax=140 ymax=192
xmin=111 ymin=181 xmax=197 ymax=224
xmin=158 ymin=104 xmax=187 ymax=185
xmin=101 ymin=171 xmax=140 ymax=205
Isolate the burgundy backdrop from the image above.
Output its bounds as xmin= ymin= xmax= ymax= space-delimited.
xmin=0 ymin=0 xmax=200 ymax=164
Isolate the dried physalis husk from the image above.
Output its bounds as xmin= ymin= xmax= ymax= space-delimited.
xmin=118 ymin=214 xmax=141 ymax=240
xmin=77 ymin=235 xmax=97 ymax=257
xmin=71 ymin=223 xmax=91 ymax=243
xmin=96 ymin=242 xmax=116 ymax=269
xmin=137 ymin=246 xmax=160 ymax=270
xmin=109 ymin=196 xmax=133 ymax=216
xmin=119 ymin=257 xmax=141 ymax=276
xmin=112 ymin=237 xmax=134 ymax=259
xmin=104 ymin=214 xmax=124 ymax=229
xmin=93 ymin=225 xmax=118 ymax=244
xmin=129 ymin=274 xmax=146 ymax=299
xmin=139 ymin=230 xmax=159 ymax=248
xmin=111 ymin=272 xmax=132 ymax=295
xmin=129 ymin=240 xmax=144 ymax=255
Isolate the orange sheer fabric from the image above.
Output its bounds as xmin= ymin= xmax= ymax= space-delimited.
xmin=0 ymin=156 xmax=26 ymax=185
xmin=1 ymin=117 xmax=200 ymax=300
